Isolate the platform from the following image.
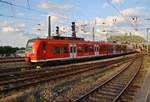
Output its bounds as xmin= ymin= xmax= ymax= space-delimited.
xmin=135 ymin=66 xmax=150 ymax=102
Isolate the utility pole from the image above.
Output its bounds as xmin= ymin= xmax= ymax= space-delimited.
xmin=92 ymin=20 xmax=96 ymax=41
xmin=48 ymin=16 xmax=51 ymax=37
xmin=92 ymin=27 xmax=95 ymax=41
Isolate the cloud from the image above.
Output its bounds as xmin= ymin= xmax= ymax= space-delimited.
xmin=0 ymin=21 xmax=33 ymax=47
xmin=17 ymin=12 xmax=25 ymax=16
xmin=121 ymin=7 xmax=145 ymax=17
xmin=102 ymin=2 xmax=110 ymax=8
xmin=50 ymin=13 xmax=69 ymax=24
xmin=37 ymin=1 xmax=79 ymax=13
xmin=1 ymin=22 xmax=26 ymax=33
xmin=111 ymin=0 xmax=124 ymax=4
xmin=0 ymin=21 xmax=15 ymax=33
xmin=2 ymin=26 xmax=15 ymax=32
xmin=0 ymin=32 xmax=29 ymax=47
xmin=91 ymin=16 xmax=126 ymax=27
xmin=75 ymin=15 xmax=146 ymax=41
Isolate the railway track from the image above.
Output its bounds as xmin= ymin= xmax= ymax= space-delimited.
xmin=0 ymin=54 xmax=136 ymax=73
xmin=0 ymin=55 xmax=136 ymax=95
xmin=0 ymin=53 xmax=136 ymax=74
xmin=0 ymin=57 xmax=24 ymax=63
xmin=73 ymin=55 xmax=143 ymax=102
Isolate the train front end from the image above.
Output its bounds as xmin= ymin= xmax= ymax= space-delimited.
xmin=25 ymin=39 xmax=36 ymax=63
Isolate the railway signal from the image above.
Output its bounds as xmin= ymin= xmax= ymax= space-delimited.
xmin=71 ymin=22 xmax=76 ymax=38
xmin=56 ymin=26 xmax=59 ymax=36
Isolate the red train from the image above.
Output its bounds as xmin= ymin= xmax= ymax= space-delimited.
xmin=25 ymin=36 xmax=134 ymax=63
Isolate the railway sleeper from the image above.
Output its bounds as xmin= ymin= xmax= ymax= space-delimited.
xmin=96 ymin=90 xmax=117 ymax=98
xmin=124 ymin=90 xmax=136 ymax=96
xmin=109 ymin=82 xmax=127 ymax=86
xmin=103 ymin=85 xmax=124 ymax=91
xmin=90 ymin=94 xmax=114 ymax=101
xmin=81 ymin=98 xmax=97 ymax=102
xmin=118 ymin=96 xmax=134 ymax=102
xmin=120 ymin=92 xmax=135 ymax=100
xmin=96 ymin=92 xmax=116 ymax=98
xmin=83 ymin=96 xmax=109 ymax=102
xmin=100 ymin=87 xmax=122 ymax=94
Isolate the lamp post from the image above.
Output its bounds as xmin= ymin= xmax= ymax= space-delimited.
xmin=146 ymin=28 xmax=150 ymax=53
xmin=145 ymin=18 xmax=150 ymax=53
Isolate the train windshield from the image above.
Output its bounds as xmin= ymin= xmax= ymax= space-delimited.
xmin=26 ymin=39 xmax=35 ymax=52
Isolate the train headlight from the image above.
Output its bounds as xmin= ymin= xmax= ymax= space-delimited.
xmin=32 ymin=49 xmax=35 ymax=54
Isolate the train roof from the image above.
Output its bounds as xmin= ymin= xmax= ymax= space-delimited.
xmin=28 ymin=36 xmax=119 ymax=46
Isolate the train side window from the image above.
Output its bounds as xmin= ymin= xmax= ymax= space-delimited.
xmin=53 ymin=47 xmax=60 ymax=54
xmin=63 ymin=47 xmax=68 ymax=53
xmin=98 ymin=47 xmax=100 ymax=51
xmin=85 ymin=46 xmax=88 ymax=52
xmin=89 ymin=46 xmax=93 ymax=52
xmin=78 ymin=47 xmax=82 ymax=53
xmin=96 ymin=47 xmax=98 ymax=51
xmin=94 ymin=47 xmax=96 ymax=52
xmin=43 ymin=43 xmax=46 ymax=50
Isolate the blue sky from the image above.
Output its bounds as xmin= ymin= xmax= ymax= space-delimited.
xmin=0 ymin=0 xmax=150 ymax=47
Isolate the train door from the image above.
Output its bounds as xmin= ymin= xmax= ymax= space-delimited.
xmin=113 ymin=45 xmax=116 ymax=54
xmin=69 ymin=44 xmax=76 ymax=58
xmin=94 ymin=45 xmax=99 ymax=56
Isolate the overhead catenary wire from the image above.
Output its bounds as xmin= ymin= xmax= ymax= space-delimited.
xmin=0 ymin=13 xmax=40 ymax=21
xmin=0 ymin=0 xmax=44 ymax=21
xmin=0 ymin=0 xmax=47 ymax=15
xmin=26 ymin=0 xmax=30 ymax=9
xmin=10 ymin=0 xmax=15 ymax=17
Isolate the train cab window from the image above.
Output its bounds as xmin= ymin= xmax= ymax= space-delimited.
xmin=26 ymin=39 xmax=35 ymax=52
xmin=63 ymin=47 xmax=68 ymax=53
xmin=53 ymin=47 xmax=61 ymax=54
